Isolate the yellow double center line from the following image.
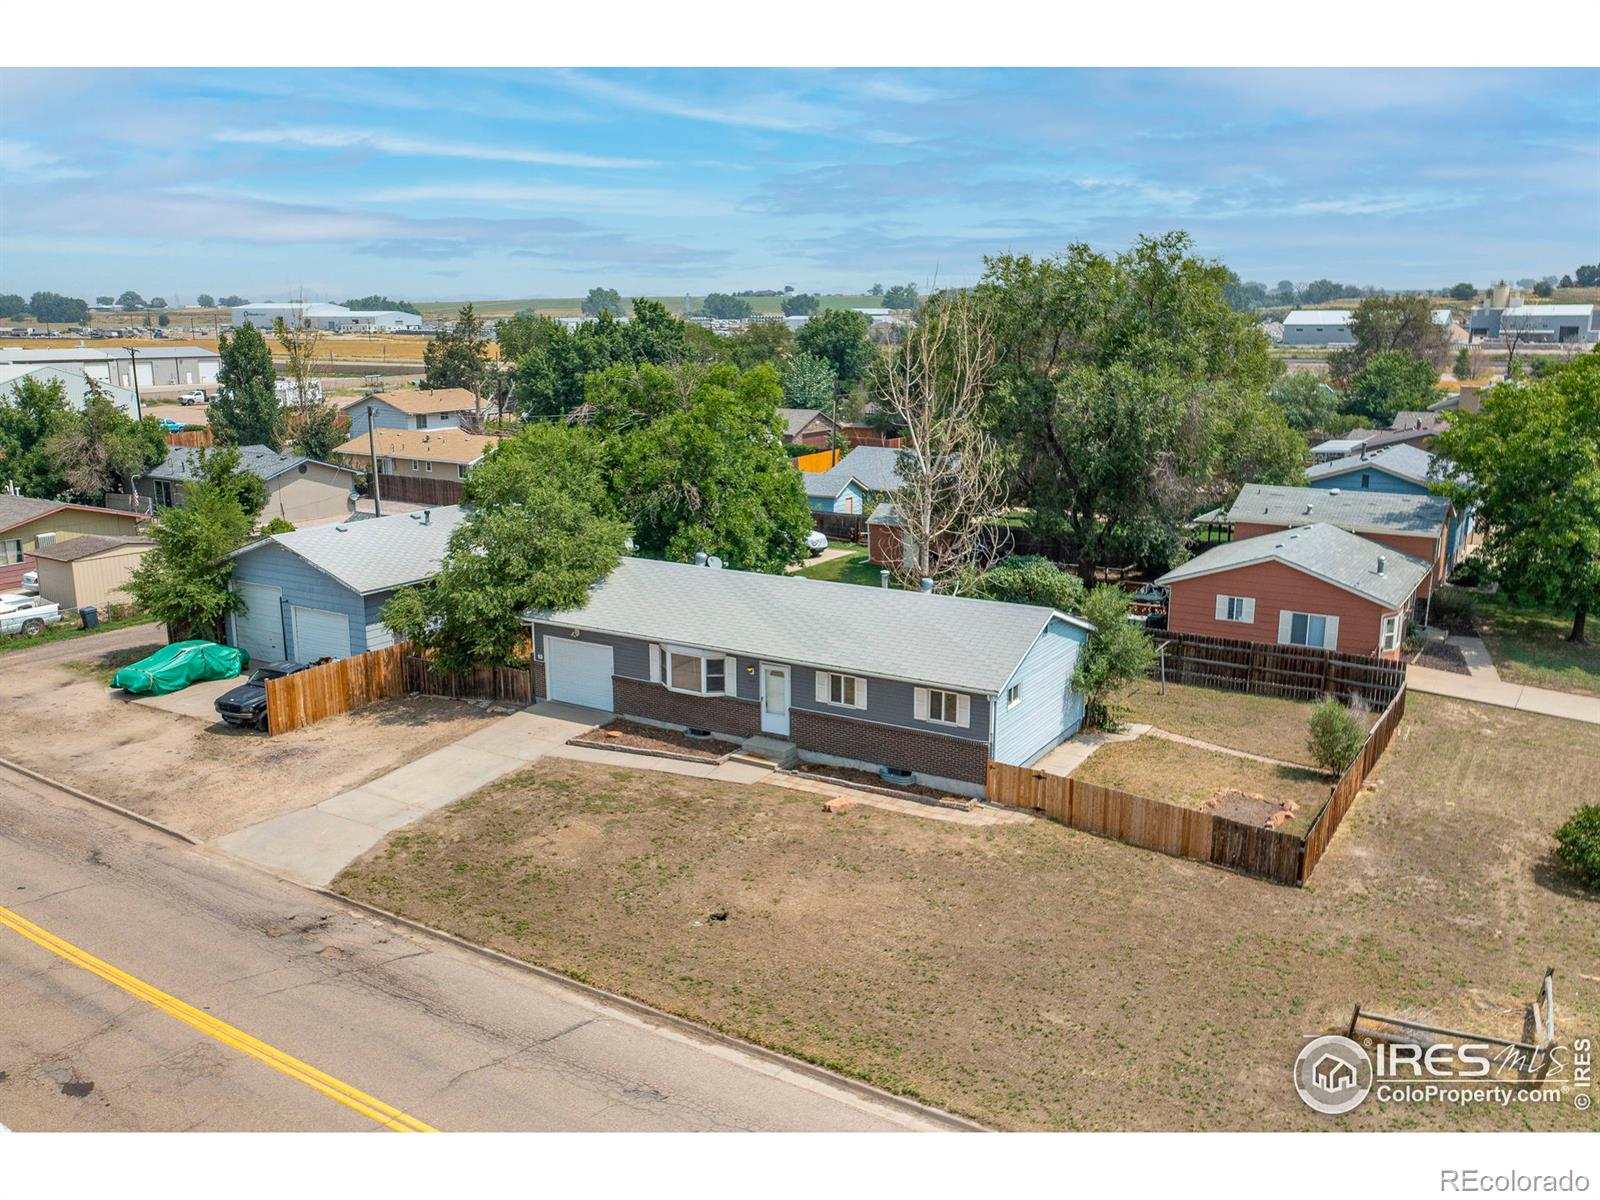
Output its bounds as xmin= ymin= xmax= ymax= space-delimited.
xmin=0 ymin=903 xmax=436 ymax=1132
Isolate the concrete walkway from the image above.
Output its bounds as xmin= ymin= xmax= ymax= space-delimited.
xmin=1446 ymin=634 xmax=1501 ymax=681
xmin=1144 ymin=727 xmax=1325 ymax=774
xmin=1405 ymin=666 xmax=1600 ymax=726
xmin=213 ymin=702 xmax=608 ymax=885
xmin=1030 ymin=725 xmax=1150 ymax=777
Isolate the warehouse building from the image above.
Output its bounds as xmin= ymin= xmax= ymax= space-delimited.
xmin=230 ymin=302 xmax=424 ymax=332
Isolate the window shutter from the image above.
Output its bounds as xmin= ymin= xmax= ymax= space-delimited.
xmin=956 ymin=694 xmax=971 ymax=728
xmin=854 ymin=677 xmax=868 ymax=710
xmin=815 ymin=671 xmax=829 ymax=703
xmin=1322 ymin=616 xmax=1340 ymax=650
xmin=723 ymin=656 xmax=737 ymax=694
xmin=648 ymin=643 xmax=661 ymax=683
xmin=1277 ymin=611 xmax=1294 ymax=644
xmin=1215 ymin=594 xmax=1229 ymax=621
xmin=1242 ymin=598 xmax=1256 ymax=624
xmin=913 ymin=688 xmax=929 ymax=721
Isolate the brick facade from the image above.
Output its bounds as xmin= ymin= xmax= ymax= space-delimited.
xmin=531 ymin=659 xmax=546 ymax=699
xmin=790 ymin=707 xmax=989 ymax=785
xmin=611 ymin=676 xmax=762 ymax=738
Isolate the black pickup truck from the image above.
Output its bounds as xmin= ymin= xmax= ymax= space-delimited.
xmin=214 ymin=661 xmax=312 ymax=731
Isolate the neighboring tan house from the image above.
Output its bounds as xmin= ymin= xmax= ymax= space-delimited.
xmin=333 ymin=428 xmax=500 ymax=482
xmin=524 ymin=556 xmax=1097 ymax=797
xmin=0 ymin=495 xmax=147 ymax=590
xmin=777 ymin=407 xmax=841 ymax=447
xmin=1156 ymin=522 xmax=1432 ymax=659
xmin=226 ymin=505 xmax=466 ymax=663
xmin=340 ymin=388 xmax=483 ymax=438
xmin=137 ymin=445 xmax=359 ymax=528
xmin=1226 ymin=483 xmax=1452 ymax=597
xmin=1304 ymin=443 xmax=1474 ymax=567
xmin=29 ymin=534 xmax=154 ymax=610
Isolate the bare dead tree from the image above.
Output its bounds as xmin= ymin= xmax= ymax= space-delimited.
xmin=273 ymin=294 xmax=345 ymax=458
xmin=876 ymin=293 xmax=1009 ymax=592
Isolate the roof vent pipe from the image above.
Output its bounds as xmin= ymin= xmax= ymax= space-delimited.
xmin=1329 ymin=488 xmax=1341 ymax=495
xmin=693 ymin=551 xmax=708 ymax=566
xmin=919 ymin=577 xmax=934 ymax=593
xmin=1377 ymin=555 xmax=1386 ymax=574
xmin=880 ymin=570 xmax=890 ymax=589
xmin=422 ymin=509 xmax=430 ymax=525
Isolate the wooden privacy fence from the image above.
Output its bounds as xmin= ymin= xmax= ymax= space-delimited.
xmin=1152 ymin=631 xmax=1405 ymax=707
xmin=811 ymin=511 xmax=867 ymax=542
xmin=265 ymin=642 xmax=410 ymax=735
xmin=369 ymin=473 xmax=465 ymax=506
xmin=794 ymin=448 xmax=842 ymax=473
xmin=403 ymin=655 xmax=531 ymax=706
xmin=164 ymin=428 xmax=213 ymax=448
xmin=989 ymin=681 xmax=1407 ymax=885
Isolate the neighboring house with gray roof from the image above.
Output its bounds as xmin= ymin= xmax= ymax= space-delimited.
xmin=1156 ymin=522 xmax=1431 ymax=659
xmin=804 ymin=445 xmax=905 ymax=513
xmin=1228 ymin=483 xmax=1452 ymax=596
xmin=777 ymin=407 xmax=840 ymax=447
xmin=524 ymin=556 xmax=1096 ymax=796
xmin=137 ymin=443 xmax=360 ymax=528
xmin=1305 ymin=443 xmax=1475 ymax=565
xmin=225 ymin=505 xmax=465 ymax=663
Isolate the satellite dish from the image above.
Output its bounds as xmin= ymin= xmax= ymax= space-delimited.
xmin=706 ymin=555 xmax=724 ymax=570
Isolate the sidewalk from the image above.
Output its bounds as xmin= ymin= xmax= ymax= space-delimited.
xmin=1406 ymin=665 xmax=1600 ymax=725
xmin=213 ymin=702 xmax=607 ymax=885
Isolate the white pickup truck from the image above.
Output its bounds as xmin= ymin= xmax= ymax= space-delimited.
xmin=0 ymin=593 xmax=65 ymax=637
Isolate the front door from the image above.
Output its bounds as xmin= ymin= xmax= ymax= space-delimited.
xmin=760 ymin=663 xmax=790 ymax=736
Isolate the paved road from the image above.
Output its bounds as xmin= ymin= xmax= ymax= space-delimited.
xmin=0 ymin=764 xmax=952 ymax=1131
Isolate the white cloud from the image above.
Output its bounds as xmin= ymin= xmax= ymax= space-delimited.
xmin=358 ymin=181 xmax=733 ymax=215
xmin=0 ymin=138 xmax=90 ymax=182
xmin=210 ymin=127 xmax=656 ymax=170
xmin=552 ymin=71 xmax=844 ymax=135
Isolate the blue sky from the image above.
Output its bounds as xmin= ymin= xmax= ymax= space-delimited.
xmin=1 ymin=68 xmax=1595 ymax=303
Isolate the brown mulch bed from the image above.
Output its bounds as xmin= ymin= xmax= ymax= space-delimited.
xmin=790 ymin=761 xmax=970 ymax=806
xmin=1409 ymin=641 xmax=1471 ymax=675
xmin=568 ymin=718 xmax=739 ymax=762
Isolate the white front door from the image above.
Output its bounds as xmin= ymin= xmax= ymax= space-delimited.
xmin=760 ymin=663 xmax=790 ymax=736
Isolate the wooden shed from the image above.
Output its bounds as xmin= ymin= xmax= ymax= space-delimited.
xmin=30 ymin=535 xmax=155 ymax=610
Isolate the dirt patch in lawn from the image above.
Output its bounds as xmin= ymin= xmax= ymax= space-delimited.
xmin=1201 ymin=788 xmax=1299 ymax=830
xmin=0 ymin=645 xmax=499 ymax=840
xmin=334 ymin=700 xmax=1599 ymax=1132
xmin=1069 ymin=736 xmax=1329 ymax=837
xmin=568 ymin=718 xmax=738 ymax=762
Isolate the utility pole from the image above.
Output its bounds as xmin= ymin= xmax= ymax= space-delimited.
xmin=127 ymin=347 xmax=143 ymax=421
xmin=366 ymin=405 xmax=383 ymax=518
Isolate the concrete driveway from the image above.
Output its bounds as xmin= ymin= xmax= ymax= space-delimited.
xmin=127 ymin=674 xmax=247 ymax=721
xmin=214 ymin=701 xmax=608 ymax=885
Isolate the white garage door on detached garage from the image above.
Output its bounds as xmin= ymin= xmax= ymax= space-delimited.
xmin=544 ymin=638 xmax=614 ymax=712
xmin=231 ymin=581 xmax=284 ymax=663
xmin=290 ymin=605 xmax=351 ymax=662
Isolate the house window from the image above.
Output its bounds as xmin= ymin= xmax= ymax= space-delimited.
xmin=2 ymin=538 xmax=22 ymax=565
xmin=411 ymin=461 xmax=419 ymax=472
xmin=1217 ymin=595 xmax=1255 ymax=623
xmin=818 ymin=672 xmax=867 ymax=710
xmin=659 ymin=645 xmax=728 ymax=696
xmin=416 ymin=415 xmax=428 ymax=429
xmin=1285 ymin=612 xmax=1333 ymax=649
xmin=926 ymin=689 xmax=961 ymax=725
xmin=1361 ymin=473 xmax=1371 ymax=489
xmin=1006 ymin=683 xmax=1023 ymax=709
xmin=425 ymin=462 xmax=433 ymax=473
xmin=1382 ymin=614 xmax=1402 ymax=651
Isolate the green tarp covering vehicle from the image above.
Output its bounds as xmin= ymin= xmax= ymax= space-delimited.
xmin=110 ymin=640 xmax=250 ymax=696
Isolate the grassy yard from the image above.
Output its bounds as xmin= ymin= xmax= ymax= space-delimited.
xmin=336 ymin=692 xmax=1599 ymax=1132
xmin=1118 ymin=680 xmax=1371 ymax=766
xmin=1069 ymin=736 xmax=1329 ymax=836
xmin=794 ymin=543 xmax=895 ymax=588
xmin=1471 ymin=593 xmax=1600 ymax=697
xmin=0 ymin=612 xmax=159 ymax=656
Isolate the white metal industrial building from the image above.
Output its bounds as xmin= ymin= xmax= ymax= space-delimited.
xmin=230 ymin=302 xmax=423 ymax=332
xmin=1280 ymin=310 xmax=1355 ymax=346
xmin=0 ymin=345 xmax=218 ymax=391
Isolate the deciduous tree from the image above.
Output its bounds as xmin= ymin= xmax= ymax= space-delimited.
xmin=781 ymin=292 xmax=819 ymax=316
xmin=780 ymin=352 xmax=837 ymax=412
xmin=581 ymin=287 xmax=624 ymax=317
xmin=1328 ymin=294 xmax=1452 ymax=383
xmin=795 ymin=307 xmax=874 ymax=391
xmin=1071 ymin=585 xmax=1156 ymax=729
xmin=122 ymin=477 xmax=255 ymax=641
xmin=43 ymin=385 xmax=167 ymax=504
xmin=0 ymin=375 xmax=74 ymax=496
xmin=1344 ymin=351 xmax=1438 ymax=425
xmin=212 ymin=322 xmax=280 ymax=449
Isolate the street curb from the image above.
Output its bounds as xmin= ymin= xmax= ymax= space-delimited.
xmin=314 ymin=886 xmax=986 ymax=1133
xmin=0 ymin=757 xmax=200 ymax=845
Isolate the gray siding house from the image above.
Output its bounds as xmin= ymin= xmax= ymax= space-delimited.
xmin=526 ymin=557 xmax=1094 ymax=796
xmin=226 ymin=505 xmax=465 ymax=663
xmin=340 ymin=388 xmax=480 ymax=437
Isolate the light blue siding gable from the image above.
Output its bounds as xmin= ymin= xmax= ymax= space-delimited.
xmin=229 ymin=541 xmax=371 ymax=659
xmin=344 ymin=399 xmax=412 ymax=439
xmin=991 ymin=616 xmax=1090 ymax=766
xmin=807 ymin=479 xmax=867 ymax=514
xmin=1304 ymin=465 xmax=1428 ymax=498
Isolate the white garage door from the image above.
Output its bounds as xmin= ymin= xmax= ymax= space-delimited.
xmin=291 ymin=605 xmax=352 ymax=663
xmin=545 ymin=639 xmax=614 ymax=711
xmin=232 ymin=582 xmax=284 ymax=663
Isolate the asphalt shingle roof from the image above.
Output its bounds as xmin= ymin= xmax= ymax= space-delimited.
xmin=144 ymin=444 xmax=354 ymax=484
xmin=803 ymin=445 xmax=904 ymax=500
xmin=231 ymin=505 xmax=467 ymax=595
xmin=777 ymin=407 xmax=833 ymax=438
xmin=0 ymin=495 xmax=143 ymax=534
xmin=528 ymin=556 xmax=1093 ymax=695
xmin=29 ymin=534 xmax=153 ymax=562
xmin=1156 ymin=523 xmax=1430 ymax=609
xmin=1228 ymin=483 xmax=1449 ymax=538
xmin=1305 ymin=443 xmax=1457 ymax=488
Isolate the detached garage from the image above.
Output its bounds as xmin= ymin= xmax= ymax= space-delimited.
xmin=226 ymin=506 xmax=466 ymax=663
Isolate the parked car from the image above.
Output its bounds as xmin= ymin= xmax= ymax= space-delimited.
xmin=178 ymin=389 xmax=207 ymax=405
xmin=214 ymin=661 xmax=313 ymax=731
xmin=111 ymin=640 xmax=249 ymax=695
xmin=0 ymin=593 xmax=64 ymax=637
xmin=156 ymin=418 xmax=184 ymax=432
xmin=805 ymin=529 xmax=829 ymax=555
xmin=19 ymin=569 xmax=38 ymax=592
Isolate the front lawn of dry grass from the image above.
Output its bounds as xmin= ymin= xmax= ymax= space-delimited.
xmin=335 ymin=693 xmax=1599 ymax=1132
xmin=1118 ymin=680 xmax=1374 ymax=766
xmin=1068 ymin=736 xmax=1329 ymax=836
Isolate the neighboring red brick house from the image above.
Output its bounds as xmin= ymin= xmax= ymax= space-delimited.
xmin=1227 ymin=483 xmax=1451 ymax=596
xmin=1155 ymin=523 xmax=1432 ymax=659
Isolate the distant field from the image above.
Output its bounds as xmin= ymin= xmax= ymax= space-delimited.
xmin=414 ymin=293 xmax=884 ymax=320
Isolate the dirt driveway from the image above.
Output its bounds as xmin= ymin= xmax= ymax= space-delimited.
xmin=0 ymin=632 xmax=498 ymax=841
